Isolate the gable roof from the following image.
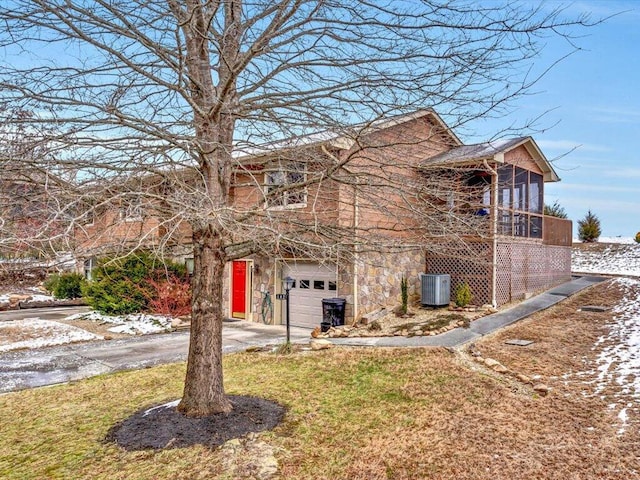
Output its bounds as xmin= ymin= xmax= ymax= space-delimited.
xmin=419 ymin=136 xmax=560 ymax=182
xmin=234 ymin=109 xmax=463 ymax=159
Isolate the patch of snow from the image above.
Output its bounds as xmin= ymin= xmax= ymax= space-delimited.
xmin=572 ymin=244 xmax=640 ymax=277
xmin=0 ymin=290 xmax=55 ymax=306
xmin=27 ymin=294 xmax=56 ymax=303
xmin=574 ymin=237 xmax=635 ymax=244
xmin=0 ymin=319 xmax=102 ymax=352
xmin=143 ymin=399 xmax=180 ymax=416
xmin=618 ymin=408 xmax=628 ymax=435
xmin=64 ymin=311 xmax=173 ymax=335
xmin=590 ymin=278 xmax=640 ymax=434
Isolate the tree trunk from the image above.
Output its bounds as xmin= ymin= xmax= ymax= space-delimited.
xmin=178 ymin=223 xmax=232 ymax=416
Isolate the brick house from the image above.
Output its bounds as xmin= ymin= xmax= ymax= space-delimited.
xmin=77 ymin=110 xmax=572 ymax=327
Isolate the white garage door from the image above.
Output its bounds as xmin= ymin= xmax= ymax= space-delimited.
xmin=283 ymin=262 xmax=338 ymax=328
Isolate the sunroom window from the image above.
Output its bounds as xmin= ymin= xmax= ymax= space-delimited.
xmin=265 ymin=162 xmax=307 ymax=208
xmin=497 ymin=165 xmax=543 ymax=239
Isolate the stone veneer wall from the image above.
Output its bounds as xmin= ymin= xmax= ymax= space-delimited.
xmin=250 ymin=255 xmax=277 ymax=324
xmin=354 ymin=249 xmax=425 ymax=320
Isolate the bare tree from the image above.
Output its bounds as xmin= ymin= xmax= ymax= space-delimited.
xmin=0 ymin=1 xmax=591 ymax=416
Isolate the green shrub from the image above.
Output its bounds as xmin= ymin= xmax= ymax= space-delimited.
xmin=82 ymin=253 xmax=188 ymax=315
xmin=544 ymin=200 xmax=568 ymax=219
xmin=454 ymin=282 xmax=473 ymax=308
xmin=635 ymin=232 xmax=640 ymax=244
xmin=55 ymin=273 xmax=85 ymax=299
xmin=43 ymin=274 xmax=60 ymax=295
xmin=400 ymin=275 xmax=408 ymax=315
xmin=577 ymin=210 xmax=601 ymax=243
xmin=43 ymin=272 xmax=85 ymax=299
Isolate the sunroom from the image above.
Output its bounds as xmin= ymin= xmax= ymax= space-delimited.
xmin=421 ymin=137 xmax=572 ymax=307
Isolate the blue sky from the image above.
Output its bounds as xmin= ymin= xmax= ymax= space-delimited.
xmin=470 ymin=1 xmax=639 ymax=238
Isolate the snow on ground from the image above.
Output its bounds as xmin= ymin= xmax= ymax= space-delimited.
xmin=0 ymin=290 xmax=55 ymax=307
xmin=574 ymin=236 xmax=636 ymax=244
xmin=0 ymin=318 xmax=102 ymax=352
xmin=0 ymin=293 xmax=54 ymax=304
xmin=572 ymin=242 xmax=640 ymax=277
xmin=64 ymin=311 xmax=173 ymax=335
xmin=591 ymin=277 xmax=640 ymax=434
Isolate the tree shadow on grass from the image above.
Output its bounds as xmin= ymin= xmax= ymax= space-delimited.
xmin=105 ymin=395 xmax=286 ymax=451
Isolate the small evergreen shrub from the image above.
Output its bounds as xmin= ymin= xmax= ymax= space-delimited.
xmin=400 ymin=275 xmax=408 ymax=315
xmin=82 ymin=253 xmax=188 ymax=315
xmin=454 ymin=282 xmax=473 ymax=308
xmin=54 ymin=273 xmax=85 ymax=299
xmin=577 ymin=210 xmax=601 ymax=243
xmin=43 ymin=274 xmax=60 ymax=295
xmin=635 ymin=232 xmax=640 ymax=244
xmin=544 ymin=200 xmax=568 ymax=219
xmin=43 ymin=272 xmax=85 ymax=299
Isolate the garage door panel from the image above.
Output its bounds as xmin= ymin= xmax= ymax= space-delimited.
xmin=283 ymin=262 xmax=336 ymax=328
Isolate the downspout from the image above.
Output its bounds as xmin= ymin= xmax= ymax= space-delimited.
xmin=484 ymin=159 xmax=499 ymax=308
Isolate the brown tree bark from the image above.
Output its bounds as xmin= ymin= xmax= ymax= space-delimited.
xmin=178 ymin=223 xmax=232 ymax=415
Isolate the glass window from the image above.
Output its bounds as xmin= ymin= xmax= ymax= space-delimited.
xmin=514 ymin=213 xmax=528 ymax=237
xmin=514 ymin=168 xmax=528 ymax=211
xmin=84 ymin=257 xmax=96 ymax=280
xmin=313 ymin=280 xmax=325 ymax=290
xmin=265 ymin=162 xmax=307 ymax=208
xmin=496 ymin=165 xmax=545 ymax=239
xmin=529 ymin=172 xmax=543 ymax=214
xmin=120 ymin=195 xmax=143 ymax=221
xmin=498 ymin=166 xmax=512 ymax=209
xmin=185 ymin=258 xmax=194 ymax=275
xmin=529 ymin=215 xmax=543 ymax=239
xmin=299 ymin=279 xmax=310 ymax=289
xmin=498 ymin=209 xmax=512 ymax=235
xmin=328 ymin=281 xmax=337 ymax=291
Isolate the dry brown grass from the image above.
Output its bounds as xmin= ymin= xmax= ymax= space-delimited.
xmin=1 ymin=279 xmax=639 ymax=479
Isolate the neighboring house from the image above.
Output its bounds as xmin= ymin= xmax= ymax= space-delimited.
xmin=0 ymin=165 xmax=69 ymax=259
xmin=76 ymin=110 xmax=572 ymax=328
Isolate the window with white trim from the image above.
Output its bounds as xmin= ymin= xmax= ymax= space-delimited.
xmin=119 ymin=195 xmax=143 ymax=221
xmin=265 ymin=163 xmax=307 ymax=208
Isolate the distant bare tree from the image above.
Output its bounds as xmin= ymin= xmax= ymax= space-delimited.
xmin=0 ymin=0 xmax=592 ymax=416
xmin=0 ymin=107 xmax=70 ymax=265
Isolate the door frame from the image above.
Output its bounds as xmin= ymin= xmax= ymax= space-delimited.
xmin=229 ymin=259 xmax=253 ymax=322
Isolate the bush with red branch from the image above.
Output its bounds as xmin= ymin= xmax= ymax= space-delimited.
xmin=145 ymin=274 xmax=191 ymax=317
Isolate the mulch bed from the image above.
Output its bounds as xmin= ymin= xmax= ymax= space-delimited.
xmin=105 ymin=395 xmax=286 ymax=451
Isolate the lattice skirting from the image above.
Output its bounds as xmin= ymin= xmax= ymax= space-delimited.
xmin=496 ymin=243 xmax=571 ymax=306
xmin=427 ymin=242 xmax=571 ymax=306
xmin=426 ymin=242 xmax=493 ymax=306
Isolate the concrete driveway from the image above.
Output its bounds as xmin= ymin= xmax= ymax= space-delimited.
xmin=0 ymin=305 xmax=90 ymax=322
xmin=0 ymin=313 xmax=312 ymax=394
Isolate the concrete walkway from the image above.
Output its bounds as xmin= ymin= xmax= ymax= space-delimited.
xmin=329 ymin=275 xmax=608 ymax=348
xmin=0 ymin=275 xmax=607 ymax=394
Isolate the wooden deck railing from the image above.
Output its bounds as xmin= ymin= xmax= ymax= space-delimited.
xmin=543 ymin=216 xmax=572 ymax=246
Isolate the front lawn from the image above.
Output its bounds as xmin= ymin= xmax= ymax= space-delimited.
xmin=1 ymin=279 xmax=638 ymax=479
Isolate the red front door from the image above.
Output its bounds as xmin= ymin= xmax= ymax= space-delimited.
xmin=231 ymin=260 xmax=247 ymax=319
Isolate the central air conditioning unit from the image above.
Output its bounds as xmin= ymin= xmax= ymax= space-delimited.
xmin=420 ymin=273 xmax=451 ymax=307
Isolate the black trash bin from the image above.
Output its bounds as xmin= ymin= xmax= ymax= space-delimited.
xmin=321 ymin=298 xmax=346 ymax=332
